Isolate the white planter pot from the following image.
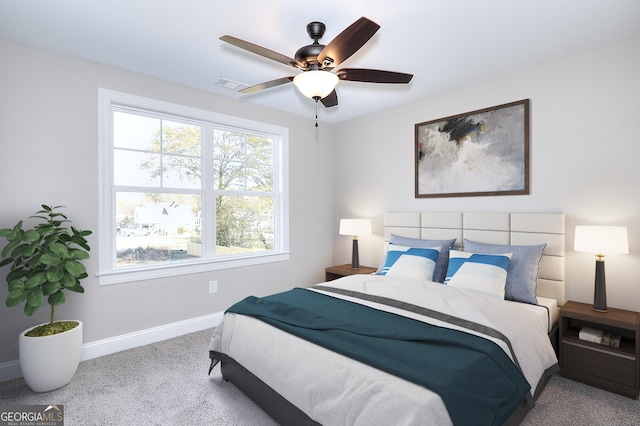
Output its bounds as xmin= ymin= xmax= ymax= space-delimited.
xmin=19 ymin=321 xmax=83 ymax=392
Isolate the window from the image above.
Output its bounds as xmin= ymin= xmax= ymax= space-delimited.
xmin=98 ymin=89 xmax=289 ymax=284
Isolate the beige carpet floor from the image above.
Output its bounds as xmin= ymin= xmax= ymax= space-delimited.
xmin=1 ymin=328 xmax=639 ymax=425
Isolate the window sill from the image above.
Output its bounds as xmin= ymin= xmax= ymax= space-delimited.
xmin=97 ymin=252 xmax=290 ymax=285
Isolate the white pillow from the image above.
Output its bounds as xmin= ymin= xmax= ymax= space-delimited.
xmin=445 ymin=250 xmax=512 ymax=299
xmin=380 ymin=244 xmax=440 ymax=281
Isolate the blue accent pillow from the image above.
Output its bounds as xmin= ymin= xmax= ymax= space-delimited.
xmin=377 ymin=235 xmax=456 ymax=282
xmin=445 ymin=250 xmax=512 ymax=299
xmin=380 ymin=244 xmax=440 ymax=281
xmin=463 ymin=239 xmax=547 ymax=305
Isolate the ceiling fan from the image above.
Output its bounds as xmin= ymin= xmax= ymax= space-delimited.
xmin=220 ymin=17 xmax=413 ymax=111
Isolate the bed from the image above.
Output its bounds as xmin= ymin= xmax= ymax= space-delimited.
xmin=209 ymin=212 xmax=566 ymax=425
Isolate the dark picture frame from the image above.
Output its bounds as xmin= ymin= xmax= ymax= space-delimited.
xmin=415 ymin=99 xmax=529 ymax=198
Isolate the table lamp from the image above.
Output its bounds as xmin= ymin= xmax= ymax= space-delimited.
xmin=339 ymin=219 xmax=371 ymax=269
xmin=574 ymin=225 xmax=629 ymax=312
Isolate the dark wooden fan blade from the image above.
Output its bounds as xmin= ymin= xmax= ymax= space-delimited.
xmin=320 ymin=90 xmax=338 ymax=108
xmin=317 ymin=17 xmax=380 ymax=68
xmin=239 ymin=76 xmax=295 ymax=93
xmin=220 ymin=35 xmax=303 ymax=69
xmin=336 ymin=68 xmax=413 ymax=84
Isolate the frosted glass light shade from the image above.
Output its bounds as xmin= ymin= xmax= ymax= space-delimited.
xmin=293 ymin=70 xmax=339 ymax=99
xmin=339 ymin=219 xmax=372 ymax=237
xmin=574 ymin=226 xmax=629 ymax=256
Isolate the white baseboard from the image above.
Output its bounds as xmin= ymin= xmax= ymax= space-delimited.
xmin=0 ymin=311 xmax=223 ymax=383
xmin=0 ymin=360 xmax=21 ymax=384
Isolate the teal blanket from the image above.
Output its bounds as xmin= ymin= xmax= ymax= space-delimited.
xmin=227 ymin=288 xmax=530 ymax=426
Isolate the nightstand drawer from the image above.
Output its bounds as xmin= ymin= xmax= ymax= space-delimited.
xmin=562 ymin=341 xmax=636 ymax=387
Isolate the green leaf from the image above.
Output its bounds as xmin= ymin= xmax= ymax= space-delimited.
xmin=6 ymin=289 xmax=27 ymax=307
xmin=0 ymin=257 xmax=13 ymax=268
xmin=25 ymin=255 xmax=42 ymax=270
xmin=37 ymin=225 xmax=55 ymax=237
xmin=8 ymin=279 xmax=25 ymax=292
xmin=69 ymin=248 xmax=90 ymax=260
xmin=46 ymin=267 xmax=64 ymax=283
xmin=7 ymin=269 xmax=27 ymax=282
xmin=48 ymin=290 xmax=66 ymax=306
xmin=24 ymin=302 xmax=38 ymax=316
xmin=10 ymin=221 xmax=24 ymax=237
xmin=48 ymin=242 xmax=68 ymax=256
xmin=24 ymin=271 xmax=47 ymax=289
xmin=0 ymin=228 xmax=13 ymax=237
xmin=70 ymin=235 xmax=90 ymax=251
xmin=59 ymin=272 xmax=75 ymax=287
xmin=71 ymin=226 xmax=92 ymax=236
xmin=42 ymin=281 xmax=62 ymax=296
xmin=65 ymin=284 xmax=85 ymax=293
xmin=23 ymin=242 xmax=38 ymax=257
xmin=23 ymin=230 xmax=41 ymax=242
xmin=64 ymin=259 xmax=86 ymax=277
xmin=26 ymin=287 xmax=44 ymax=308
xmin=1 ymin=240 xmax=20 ymax=258
xmin=42 ymin=234 xmax=60 ymax=247
xmin=49 ymin=211 xmax=68 ymax=220
xmin=39 ymin=251 xmax=62 ymax=266
xmin=9 ymin=243 xmax=32 ymax=258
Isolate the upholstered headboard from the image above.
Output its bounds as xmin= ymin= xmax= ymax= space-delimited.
xmin=383 ymin=212 xmax=566 ymax=305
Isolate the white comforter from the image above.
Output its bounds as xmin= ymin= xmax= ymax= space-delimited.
xmin=209 ymin=274 xmax=558 ymax=425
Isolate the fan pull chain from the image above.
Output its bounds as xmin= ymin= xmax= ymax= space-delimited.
xmin=315 ymin=100 xmax=319 ymax=127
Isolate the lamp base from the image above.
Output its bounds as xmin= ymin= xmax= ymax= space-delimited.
xmin=351 ymin=238 xmax=360 ymax=269
xmin=593 ymin=259 xmax=607 ymax=312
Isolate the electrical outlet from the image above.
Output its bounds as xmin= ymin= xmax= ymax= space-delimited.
xmin=208 ymin=280 xmax=218 ymax=294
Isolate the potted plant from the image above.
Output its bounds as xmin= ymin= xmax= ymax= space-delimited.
xmin=0 ymin=205 xmax=91 ymax=392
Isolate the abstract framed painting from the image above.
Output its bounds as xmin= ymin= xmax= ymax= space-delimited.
xmin=415 ymin=99 xmax=529 ymax=198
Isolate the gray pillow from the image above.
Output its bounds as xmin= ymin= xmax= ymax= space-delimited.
xmin=462 ymin=239 xmax=546 ymax=305
xmin=377 ymin=234 xmax=456 ymax=283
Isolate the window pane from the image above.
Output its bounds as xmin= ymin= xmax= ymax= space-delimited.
xmin=216 ymin=195 xmax=274 ymax=256
xmin=246 ymin=135 xmax=273 ymax=165
xmin=213 ymin=130 xmax=244 ymax=160
xmin=213 ymin=130 xmax=245 ymax=190
xmin=247 ymin=163 xmax=273 ymax=191
xmin=114 ymin=150 xmax=161 ymax=187
xmin=116 ymin=192 xmax=202 ymax=266
xmin=214 ymin=161 xmax=245 ymax=190
xmin=114 ymin=112 xmax=160 ymax=151
xmin=161 ymin=154 xmax=201 ymax=189
xmin=162 ymin=120 xmax=201 ymax=156
xmin=213 ymin=130 xmax=274 ymax=192
xmin=115 ymin=111 xmax=202 ymax=189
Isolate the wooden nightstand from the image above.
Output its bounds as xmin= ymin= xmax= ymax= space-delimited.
xmin=325 ymin=264 xmax=377 ymax=281
xmin=559 ymin=300 xmax=640 ymax=398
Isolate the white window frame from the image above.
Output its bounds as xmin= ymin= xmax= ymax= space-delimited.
xmin=97 ymin=88 xmax=289 ymax=285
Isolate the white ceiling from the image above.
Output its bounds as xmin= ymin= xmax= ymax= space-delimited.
xmin=1 ymin=0 xmax=639 ymax=123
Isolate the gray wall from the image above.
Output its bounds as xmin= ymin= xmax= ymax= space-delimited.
xmin=331 ymin=36 xmax=640 ymax=312
xmin=0 ymin=40 xmax=334 ymax=364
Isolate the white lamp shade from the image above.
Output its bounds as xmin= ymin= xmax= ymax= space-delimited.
xmin=293 ymin=70 xmax=339 ymax=99
xmin=339 ymin=219 xmax=372 ymax=237
xmin=574 ymin=226 xmax=629 ymax=255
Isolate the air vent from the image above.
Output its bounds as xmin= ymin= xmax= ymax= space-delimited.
xmin=214 ymin=78 xmax=247 ymax=91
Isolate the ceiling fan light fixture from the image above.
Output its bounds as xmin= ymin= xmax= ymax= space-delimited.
xmin=293 ymin=70 xmax=339 ymax=100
